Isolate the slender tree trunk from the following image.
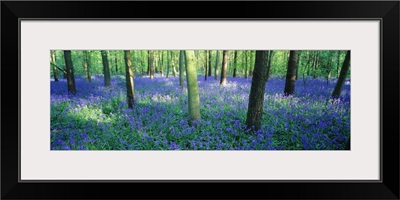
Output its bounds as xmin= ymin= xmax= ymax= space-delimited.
xmin=101 ymin=50 xmax=111 ymax=86
xmin=124 ymin=50 xmax=135 ymax=108
xmin=51 ymin=50 xmax=59 ymax=82
xmin=63 ymin=50 xmax=76 ymax=94
xmin=245 ymin=51 xmax=249 ymax=79
xmin=265 ymin=50 xmax=274 ymax=82
xmin=147 ymin=51 xmax=150 ymax=75
xmin=160 ymin=51 xmax=164 ymax=77
xmin=220 ymin=50 xmax=229 ymax=85
xmin=214 ymin=50 xmax=220 ymax=80
xmin=312 ymin=51 xmax=318 ymax=79
xmin=185 ymin=50 xmax=201 ymax=124
xmin=208 ymin=50 xmax=212 ymax=76
xmin=179 ymin=50 xmax=185 ymax=88
xmin=233 ymin=50 xmax=237 ymax=78
xmin=204 ymin=50 xmax=208 ymax=81
xmin=83 ymin=50 xmax=91 ymax=82
xmin=336 ymin=50 xmax=341 ymax=78
xmin=115 ymin=51 xmax=118 ymax=74
xmin=284 ymin=51 xmax=299 ymax=96
xmin=332 ymin=51 xmax=351 ymax=98
xmin=61 ymin=51 xmax=67 ymax=79
xmin=149 ymin=50 xmax=155 ymax=79
xmin=172 ymin=51 xmax=177 ymax=77
xmin=166 ymin=51 xmax=170 ymax=78
xmin=245 ymin=51 xmax=269 ymax=131
xmin=295 ymin=51 xmax=300 ymax=80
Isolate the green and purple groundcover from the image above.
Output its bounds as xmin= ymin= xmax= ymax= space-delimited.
xmin=50 ymin=50 xmax=350 ymax=150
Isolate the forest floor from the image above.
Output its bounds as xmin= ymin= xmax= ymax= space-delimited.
xmin=50 ymin=74 xmax=350 ymax=150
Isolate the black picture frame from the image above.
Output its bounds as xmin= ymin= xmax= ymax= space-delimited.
xmin=2 ymin=1 xmax=399 ymax=199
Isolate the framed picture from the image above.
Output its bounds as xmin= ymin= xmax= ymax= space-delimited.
xmin=2 ymin=1 xmax=399 ymax=199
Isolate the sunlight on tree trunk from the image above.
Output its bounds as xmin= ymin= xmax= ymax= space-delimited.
xmin=124 ymin=50 xmax=135 ymax=108
xmin=204 ymin=50 xmax=208 ymax=81
xmin=185 ymin=50 xmax=201 ymax=124
xmin=220 ymin=50 xmax=229 ymax=85
xmin=332 ymin=50 xmax=350 ymax=99
xmin=101 ymin=50 xmax=111 ymax=86
xmin=149 ymin=50 xmax=155 ymax=79
xmin=245 ymin=51 xmax=269 ymax=131
xmin=284 ymin=50 xmax=299 ymax=96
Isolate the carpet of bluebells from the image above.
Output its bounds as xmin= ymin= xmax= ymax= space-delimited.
xmin=51 ymin=74 xmax=350 ymax=150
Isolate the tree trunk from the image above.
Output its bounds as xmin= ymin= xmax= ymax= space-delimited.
xmin=284 ymin=50 xmax=299 ymax=96
xmin=61 ymin=51 xmax=67 ymax=79
xmin=160 ymin=51 xmax=164 ymax=77
xmin=185 ymin=50 xmax=201 ymax=124
xmin=166 ymin=51 xmax=170 ymax=78
xmin=83 ymin=50 xmax=91 ymax=82
xmin=63 ymin=50 xmax=76 ymax=94
xmin=220 ymin=50 xmax=229 ymax=85
xmin=332 ymin=51 xmax=350 ymax=99
xmin=214 ymin=50 xmax=219 ymax=80
xmin=208 ymin=50 xmax=212 ymax=76
xmin=51 ymin=50 xmax=59 ymax=82
xmin=147 ymin=51 xmax=150 ymax=75
xmin=172 ymin=51 xmax=177 ymax=77
xmin=115 ymin=51 xmax=118 ymax=74
xmin=233 ymin=50 xmax=237 ymax=78
xmin=245 ymin=51 xmax=249 ymax=79
xmin=204 ymin=50 xmax=208 ymax=81
xmin=336 ymin=50 xmax=341 ymax=78
xmin=245 ymin=51 xmax=269 ymax=131
xmin=124 ymin=50 xmax=135 ymax=108
xmin=179 ymin=50 xmax=185 ymax=88
xmin=101 ymin=50 xmax=111 ymax=86
xmin=266 ymin=50 xmax=274 ymax=82
xmin=149 ymin=50 xmax=155 ymax=79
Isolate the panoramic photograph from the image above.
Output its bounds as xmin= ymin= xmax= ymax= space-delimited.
xmin=50 ymin=50 xmax=350 ymax=150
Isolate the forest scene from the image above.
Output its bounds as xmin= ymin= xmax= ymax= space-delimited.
xmin=50 ymin=50 xmax=350 ymax=150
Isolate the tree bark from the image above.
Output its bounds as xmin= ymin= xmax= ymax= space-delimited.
xmin=332 ymin=51 xmax=350 ymax=99
xmin=51 ymin=50 xmax=59 ymax=82
xmin=63 ymin=50 xmax=76 ymax=94
xmin=245 ymin=51 xmax=269 ymax=131
xmin=185 ymin=50 xmax=201 ymax=124
xmin=266 ymin=50 xmax=274 ymax=82
xmin=208 ymin=50 xmax=212 ymax=76
xmin=336 ymin=50 xmax=341 ymax=78
xmin=83 ymin=50 xmax=91 ymax=82
xmin=179 ymin=50 xmax=185 ymax=88
xmin=124 ymin=50 xmax=135 ymax=108
xmin=114 ymin=51 xmax=118 ymax=74
xmin=220 ymin=50 xmax=229 ymax=85
xmin=172 ymin=51 xmax=177 ymax=77
xmin=245 ymin=51 xmax=249 ymax=79
xmin=149 ymin=50 xmax=155 ymax=79
xmin=204 ymin=50 xmax=208 ymax=81
xmin=233 ymin=50 xmax=237 ymax=78
xmin=284 ymin=50 xmax=299 ymax=96
xmin=214 ymin=50 xmax=220 ymax=80
xmin=101 ymin=50 xmax=111 ymax=86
